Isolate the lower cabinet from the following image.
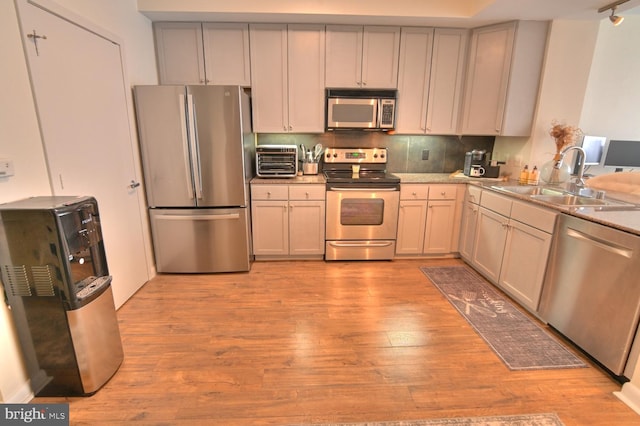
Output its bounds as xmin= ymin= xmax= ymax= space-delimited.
xmin=459 ymin=185 xmax=481 ymax=261
xmin=468 ymin=190 xmax=557 ymax=312
xmin=396 ymin=184 xmax=459 ymax=256
xmin=251 ymin=184 xmax=325 ymax=258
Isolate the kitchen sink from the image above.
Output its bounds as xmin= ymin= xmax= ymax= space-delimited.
xmin=491 ymin=184 xmax=638 ymax=209
xmin=491 ymin=185 xmax=566 ymax=196
xmin=530 ymin=194 xmax=633 ymax=207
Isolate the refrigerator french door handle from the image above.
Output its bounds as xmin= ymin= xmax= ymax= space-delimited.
xmin=191 ymin=102 xmax=204 ymax=200
xmin=186 ymin=94 xmax=203 ymax=200
xmin=179 ymin=94 xmax=195 ymax=200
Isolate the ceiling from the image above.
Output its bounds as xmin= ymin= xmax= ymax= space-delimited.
xmin=137 ymin=0 xmax=640 ymax=27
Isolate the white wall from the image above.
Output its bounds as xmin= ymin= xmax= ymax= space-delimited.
xmin=0 ymin=0 xmax=157 ymax=403
xmin=580 ymin=15 xmax=640 ymax=174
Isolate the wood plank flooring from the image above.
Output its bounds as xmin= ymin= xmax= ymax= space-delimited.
xmin=35 ymin=259 xmax=639 ymax=425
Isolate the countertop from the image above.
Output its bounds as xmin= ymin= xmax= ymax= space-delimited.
xmin=251 ymin=174 xmax=325 ymax=184
xmin=471 ymin=181 xmax=640 ymax=237
xmin=251 ymin=172 xmax=640 ymax=236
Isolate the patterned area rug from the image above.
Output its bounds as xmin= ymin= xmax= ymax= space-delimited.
xmin=301 ymin=413 xmax=564 ymax=425
xmin=420 ymin=265 xmax=586 ymax=371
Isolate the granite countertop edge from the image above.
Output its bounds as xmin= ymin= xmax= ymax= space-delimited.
xmin=251 ymin=172 xmax=640 ymax=236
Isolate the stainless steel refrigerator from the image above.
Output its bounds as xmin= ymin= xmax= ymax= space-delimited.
xmin=134 ymin=85 xmax=254 ymax=273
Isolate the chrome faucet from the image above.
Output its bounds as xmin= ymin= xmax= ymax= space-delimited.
xmin=558 ymin=146 xmax=587 ymax=187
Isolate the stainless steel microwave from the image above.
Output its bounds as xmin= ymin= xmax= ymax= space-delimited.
xmin=325 ymin=89 xmax=397 ymax=131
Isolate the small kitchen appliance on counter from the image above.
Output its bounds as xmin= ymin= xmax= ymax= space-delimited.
xmin=256 ymin=145 xmax=298 ymax=177
xmin=463 ymin=149 xmax=500 ymax=178
xmin=322 ymin=148 xmax=400 ymax=260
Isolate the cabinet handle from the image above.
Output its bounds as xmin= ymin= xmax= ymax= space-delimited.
xmin=441 ymin=191 xmax=446 ymax=196
xmin=289 ymin=125 xmax=293 ymax=131
xmin=412 ymin=192 xmax=417 ymax=196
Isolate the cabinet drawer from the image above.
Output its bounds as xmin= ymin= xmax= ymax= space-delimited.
xmin=510 ymin=200 xmax=557 ymax=234
xmin=289 ymin=184 xmax=325 ymax=200
xmin=466 ymin=185 xmax=482 ymax=205
xmin=480 ymin=190 xmax=512 ymax=217
xmin=251 ymin=184 xmax=288 ymax=200
xmin=400 ymin=184 xmax=429 ymax=200
xmin=429 ymin=184 xmax=458 ymax=200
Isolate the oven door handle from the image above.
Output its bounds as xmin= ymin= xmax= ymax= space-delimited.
xmin=328 ymin=241 xmax=394 ymax=248
xmin=329 ymin=187 xmax=398 ymax=192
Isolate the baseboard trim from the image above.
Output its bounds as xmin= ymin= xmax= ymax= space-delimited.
xmin=614 ymin=382 xmax=640 ymax=415
xmin=4 ymin=380 xmax=34 ymax=403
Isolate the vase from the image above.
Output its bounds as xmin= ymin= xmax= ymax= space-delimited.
xmin=540 ymin=158 xmax=571 ymax=184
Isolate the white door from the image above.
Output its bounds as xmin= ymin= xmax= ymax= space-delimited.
xmin=17 ymin=0 xmax=150 ymax=307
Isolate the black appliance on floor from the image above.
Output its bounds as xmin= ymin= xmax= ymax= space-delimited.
xmin=0 ymin=196 xmax=123 ymax=396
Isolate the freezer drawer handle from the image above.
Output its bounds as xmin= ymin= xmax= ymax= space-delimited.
xmin=158 ymin=214 xmax=240 ymax=221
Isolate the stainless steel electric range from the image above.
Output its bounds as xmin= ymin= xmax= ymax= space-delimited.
xmin=322 ymin=148 xmax=400 ymax=260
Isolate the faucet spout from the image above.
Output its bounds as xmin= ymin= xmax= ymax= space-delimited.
xmin=559 ymin=146 xmax=587 ymax=186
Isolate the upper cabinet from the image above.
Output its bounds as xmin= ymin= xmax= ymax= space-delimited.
xmin=325 ymin=25 xmax=400 ymax=89
xmin=460 ymin=21 xmax=548 ymax=136
xmin=249 ymin=24 xmax=326 ymax=133
xmin=154 ymin=22 xmax=251 ymax=86
xmin=396 ymin=28 xmax=468 ymax=135
xmin=154 ymin=22 xmax=205 ymax=85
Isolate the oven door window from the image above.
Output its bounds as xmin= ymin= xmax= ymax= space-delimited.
xmin=340 ymin=199 xmax=384 ymax=225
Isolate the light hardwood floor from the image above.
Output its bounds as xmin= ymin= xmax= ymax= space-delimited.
xmin=36 ymin=259 xmax=639 ymax=425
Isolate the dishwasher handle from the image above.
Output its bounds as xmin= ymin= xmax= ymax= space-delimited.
xmin=566 ymin=227 xmax=633 ymax=259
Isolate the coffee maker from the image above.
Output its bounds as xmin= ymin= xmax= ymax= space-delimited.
xmin=463 ymin=149 xmax=501 ymax=178
xmin=463 ymin=150 xmax=487 ymax=176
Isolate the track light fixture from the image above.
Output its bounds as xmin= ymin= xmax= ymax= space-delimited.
xmin=598 ymin=0 xmax=630 ymax=26
xmin=609 ymin=6 xmax=624 ymax=25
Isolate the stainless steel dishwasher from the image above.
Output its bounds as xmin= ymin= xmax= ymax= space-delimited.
xmin=539 ymin=213 xmax=640 ymax=376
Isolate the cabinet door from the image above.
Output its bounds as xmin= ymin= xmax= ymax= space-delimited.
xmin=154 ymin=22 xmax=205 ymax=85
xmin=472 ymin=207 xmax=509 ymax=283
xmin=396 ymin=27 xmax=433 ymax=134
xmin=424 ymin=200 xmax=455 ymax=254
xmin=396 ymin=200 xmax=428 ymax=255
xmin=249 ymin=24 xmax=288 ymax=133
xmin=251 ymin=200 xmax=289 ymax=255
xmin=361 ymin=26 xmax=401 ymax=89
xmin=325 ymin=25 xmax=363 ymax=88
xmin=459 ymin=201 xmax=479 ymax=261
xmin=288 ymin=25 xmax=326 ymax=133
xmin=460 ymin=22 xmax=515 ymax=135
xmin=289 ymin=200 xmax=325 ymax=256
xmin=202 ymin=23 xmax=251 ymax=86
xmin=426 ymin=28 xmax=468 ymax=135
xmin=499 ymin=220 xmax=552 ymax=311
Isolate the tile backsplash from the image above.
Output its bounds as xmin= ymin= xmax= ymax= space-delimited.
xmin=257 ymin=133 xmax=495 ymax=174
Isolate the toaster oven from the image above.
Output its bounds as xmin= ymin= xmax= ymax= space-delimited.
xmin=256 ymin=145 xmax=298 ymax=177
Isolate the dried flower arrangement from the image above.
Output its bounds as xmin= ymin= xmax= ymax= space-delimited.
xmin=549 ymin=121 xmax=582 ymax=160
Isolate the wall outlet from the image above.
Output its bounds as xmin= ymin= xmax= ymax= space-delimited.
xmin=0 ymin=159 xmax=15 ymax=177
xmin=422 ymin=149 xmax=430 ymax=160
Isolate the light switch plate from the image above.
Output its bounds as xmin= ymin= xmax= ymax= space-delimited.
xmin=0 ymin=159 xmax=15 ymax=177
